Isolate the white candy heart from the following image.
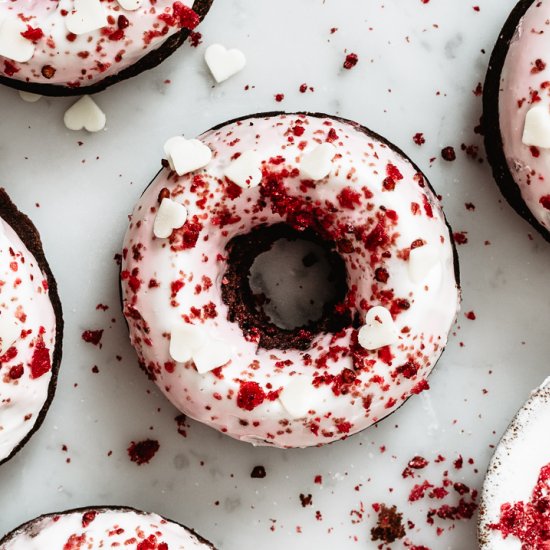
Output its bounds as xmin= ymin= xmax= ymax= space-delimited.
xmin=224 ymin=151 xmax=263 ymax=188
xmin=170 ymin=324 xmax=232 ymax=374
xmin=163 ymin=137 xmax=212 ymax=176
xmin=64 ymin=95 xmax=106 ymax=132
xmin=0 ymin=313 xmax=20 ymax=355
xmin=279 ymin=377 xmax=317 ymax=419
xmin=169 ymin=325 xmax=206 ymax=364
xmin=117 ymin=0 xmax=143 ymax=10
xmin=409 ymin=243 xmax=440 ymax=283
xmin=0 ymin=16 xmax=35 ymax=63
xmin=357 ymin=306 xmax=398 ymax=351
xmin=205 ymin=44 xmax=246 ymax=83
xmin=193 ymin=341 xmax=232 ymax=374
xmin=19 ymin=91 xmax=42 ymax=103
xmin=153 ymin=198 xmax=187 ymax=239
xmin=66 ymin=0 xmax=107 ymax=35
xmin=523 ymin=104 xmax=550 ymax=149
xmin=300 ymin=142 xmax=336 ymax=181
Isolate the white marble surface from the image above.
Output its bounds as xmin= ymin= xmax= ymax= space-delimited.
xmin=0 ymin=0 xmax=545 ymax=548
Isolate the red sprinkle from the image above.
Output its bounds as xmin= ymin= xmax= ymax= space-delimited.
xmin=81 ymin=329 xmax=103 ymax=346
xmin=343 ymin=53 xmax=359 ymax=70
xmin=29 ymin=336 xmax=51 ymax=379
xmin=441 ymin=146 xmax=456 ymax=161
xmin=237 ymin=381 xmax=266 ymax=411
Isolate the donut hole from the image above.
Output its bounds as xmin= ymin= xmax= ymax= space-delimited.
xmin=249 ymin=238 xmax=341 ymax=330
xmin=222 ymin=223 xmax=351 ymax=351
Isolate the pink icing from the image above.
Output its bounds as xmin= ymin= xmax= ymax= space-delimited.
xmin=0 ymin=216 xmax=57 ymax=462
xmin=499 ymin=0 xmax=550 ymax=229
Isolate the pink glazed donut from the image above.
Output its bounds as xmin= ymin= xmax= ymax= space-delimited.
xmin=485 ymin=0 xmax=550 ymax=240
xmin=0 ymin=506 xmax=215 ymax=549
xmin=121 ymin=113 xmax=460 ymax=449
xmin=0 ymin=0 xmax=213 ymax=96
xmin=0 ymin=189 xmax=62 ymax=466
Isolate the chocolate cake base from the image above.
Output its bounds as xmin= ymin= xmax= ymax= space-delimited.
xmin=482 ymin=0 xmax=550 ymax=241
xmin=222 ymin=223 xmax=353 ymax=351
xmin=0 ymin=506 xmax=216 ymax=549
xmin=0 ymin=188 xmax=63 ymax=467
xmin=0 ymin=0 xmax=213 ymax=97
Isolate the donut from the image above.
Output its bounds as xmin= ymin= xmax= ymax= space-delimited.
xmin=484 ymin=0 xmax=550 ymax=241
xmin=0 ymin=506 xmax=215 ymax=549
xmin=478 ymin=379 xmax=550 ymax=548
xmin=121 ymin=112 xmax=460 ymax=449
xmin=0 ymin=0 xmax=213 ymax=96
xmin=0 ymin=188 xmax=62 ymax=466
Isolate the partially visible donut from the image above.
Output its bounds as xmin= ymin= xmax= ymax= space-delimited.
xmin=478 ymin=379 xmax=550 ymax=548
xmin=121 ymin=112 xmax=460 ymax=449
xmin=0 ymin=506 xmax=215 ymax=549
xmin=0 ymin=188 xmax=62 ymax=466
xmin=0 ymin=0 xmax=213 ymax=96
xmin=484 ymin=0 xmax=550 ymax=241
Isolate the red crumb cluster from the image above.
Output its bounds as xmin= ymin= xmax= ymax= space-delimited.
xmin=127 ymin=439 xmax=160 ymax=465
xmin=403 ymin=454 xmax=479 ymax=536
xmin=82 ymin=329 xmax=104 ymax=346
xmin=371 ymin=504 xmax=406 ymax=543
xmin=489 ymin=463 xmax=550 ymax=546
xmin=343 ymin=53 xmax=359 ymax=70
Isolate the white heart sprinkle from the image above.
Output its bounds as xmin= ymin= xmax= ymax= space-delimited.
xmin=117 ymin=0 xmax=143 ymax=10
xmin=357 ymin=306 xmax=398 ymax=351
xmin=64 ymin=95 xmax=106 ymax=132
xmin=19 ymin=91 xmax=42 ymax=103
xmin=193 ymin=341 xmax=232 ymax=374
xmin=409 ymin=244 xmax=440 ymax=283
xmin=300 ymin=143 xmax=337 ymax=181
xmin=224 ymin=151 xmax=262 ymax=188
xmin=205 ymin=43 xmax=246 ymax=83
xmin=0 ymin=17 xmax=35 ymax=63
xmin=522 ymin=104 xmax=550 ymax=149
xmin=153 ymin=198 xmax=187 ymax=239
xmin=170 ymin=325 xmax=232 ymax=374
xmin=66 ymin=0 xmax=107 ymax=35
xmin=0 ymin=313 xmax=20 ymax=355
xmin=164 ymin=137 xmax=212 ymax=176
xmin=169 ymin=325 xmax=205 ymax=364
xmin=279 ymin=377 xmax=316 ymax=419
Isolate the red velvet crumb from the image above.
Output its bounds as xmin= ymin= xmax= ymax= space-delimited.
xmin=127 ymin=439 xmax=160 ymax=465
xmin=343 ymin=53 xmax=359 ymax=70
xmin=82 ymin=329 xmax=103 ymax=346
xmin=237 ymin=381 xmax=266 ymax=411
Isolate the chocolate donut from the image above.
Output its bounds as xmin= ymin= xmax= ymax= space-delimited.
xmin=121 ymin=112 xmax=460 ymax=449
xmin=479 ymin=379 xmax=550 ymax=548
xmin=0 ymin=188 xmax=63 ymax=466
xmin=0 ymin=0 xmax=213 ymax=96
xmin=484 ymin=0 xmax=550 ymax=241
xmin=0 ymin=506 xmax=215 ymax=549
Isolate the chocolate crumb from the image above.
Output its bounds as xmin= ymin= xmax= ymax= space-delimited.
xmin=127 ymin=439 xmax=159 ymax=465
xmin=371 ymin=504 xmax=406 ymax=544
xmin=441 ymin=146 xmax=456 ymax=161
xmin=251 ymin=465 xmax=266 ymax=478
